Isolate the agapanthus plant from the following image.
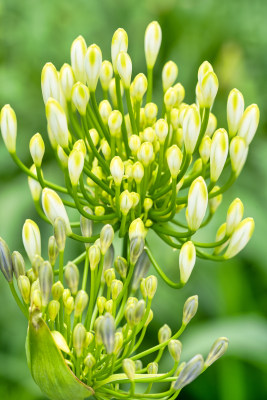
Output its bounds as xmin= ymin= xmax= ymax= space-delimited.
xmin=0 ymin=21 xmax=258 ymax=400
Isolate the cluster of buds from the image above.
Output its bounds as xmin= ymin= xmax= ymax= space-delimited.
xmin=0 ymin=223 xmax=228 ymax=399
xmin=0 ymin=20 xmax=258 ymax=400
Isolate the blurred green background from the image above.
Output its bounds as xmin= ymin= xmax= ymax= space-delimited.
xmin=0 ymin=0 xmax=267 ymax=399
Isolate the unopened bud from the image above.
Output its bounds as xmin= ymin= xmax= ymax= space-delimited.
xmin=101 ymin=139 xmax=112 ymax=160
xmin=130 ymin=236 xmax=144 ymax=265
xmin=145 ymin=275 xmax=157 ymax=299
xmin=226 ymin=198 xmax=244 ymax=236
xmin=108 ymin=110 xmax=122 ymax=137
xmin=198 ymin=61 xmax=213 ymax=84
xmin=104 ymin=268 xmax=115 ymax=287
xmin=147 ymin=362 xmax=158 ymax=374
xmin=230 ymin=136 xmax=248 ymax=176
xmin=155 ymin=118 xmax=168 ymax=144
xmin=174 ymin=83 xmax=185 ymax=106
xmin=80 ymin=207 xmax=93 ymax=242
xmin=166 ymin=145 xmax=183 ymax=178
xmin=169 ymin=340 xmax=182 ymax=362
xmin=145 ymin=21 xmax=162 ymax=69
xmin=129 ymin=218 xmax=146 ymax=241
xmin=84 ymin=353 xmax=96 ymax=369
xmin=183 ymin=105 xmax=201 ymax=154
xmin=132 ymin=251 xmax=150 ymax=292
xmin=12 ymin=251 xmax=25 ymax=279
xmin=138 ymin=141 xmax=154 ymax=166
xmin=186 ymin=177 xmax=208 ymax=231
xmin=97 ymin=297 xmax=106 ymax=314
xmin=224 ymin=218 xmax=254 ymax=259
xmin=162 ymin=61 xmax=178 ymax=92
xmin=132 ymin=73 xmax=147 ymax=101
xmin=39 ymin=261 xmax=53 ymax=307
xmin=0 ymin=104 xmax=17 ymax=153
xmin=114 ymin=256 xmax=128 ymax=280
xmin=59 ymin=63 xmax=75 ymax=101
xmin=46 ymin=98 xmax=69 ymax=149
xmin=132 ymin=161 xmax=144 ymax=184
xmin=227 ymin=89 xmax=244 ymax=137
xmin=134 ymin=300 xmax=146 ymax=324
xmin=17 ymin=275 xmax=31 ymax=304
xmin=48 ymin=299 xmax=60 ymax=321
xmin=74 ymin=290 xmax=88 ymax=317
xmin=68 ymin=149 xmax=84 ymax=186
xmin=210 ymin=129 xmax=229 ymax=182
xmin=199 ymin=71 xmax=218 ymax=108
xmin=117 ymin=52 xmax=132 ymax=89
xmin=41 ymin=62 xmax=60 ymax=104
xmin=100 ymin=313 xmax=115 ymax=354
xmin=22 ymin=219 xmax=41 ymax=264
xmin=122 ymin=358 xmax=135 ymax=381
xmin=113 ymin=331 xmax=123 ymax=355
xmin=199 ymin=136 xmax=211 ymax=164
xmin=164 ymin=87 xmax=178 ymax=110
xmin=29 ymin=133 xmax=45 ymax=167
xmin=110 ymin=156 xmax=124 ymax=186
xmin=173 ymin=354 xmax=204 ymax=390
xmin=205 ymin=337 xmax=229 ymax=367
xmin=111 ymin=28 xmax=128 ymax=73
xmin=182 ymin=295 xmax=198 ymax=325
xmin=179 ymin=241 xmax=196 ymax=285
xmin=120 ymin=190 xmax=133 ymax=216
xmin=100 ymin=60 xmax=113 ymax=91
xmin=205 ymin=113 xmax=217 ymax=137
xmin=158 ymin=324 xmax=172 ymax=343
xmin=52 ymin=281 xmax=64 ymax=300
xmin=65 ymin=262 xmax=79 ymax=295
xmin=111 ymin=280 xmax=123 ymax=300
xmin=71 ymin=35 xmax=87 ymax=83
xmin=100 ymin=224 xmax=114 ymax=255
xmin=99 ymin=100 xmax=112 ymax=125
xmin=54 ymin=217 xmax=67 ymax=252
xmin=42 ymin=189 xmax=71 ymax=235
xmin=85 ymin=44 xmax=102 ymax=92
xmin=73 ymin=323 xmax=86 ymax=357
xmin=64 ymin=296 xmax=75 ymax=315
xmin=89 ymin=244 xmax=101 ymax=271
xmin=71 ymin=82 xmax=89 ymax=115
xmin=238 ymin=104 xmax=259 ymax=145
xmin=28 ymin=165 xmax=42 ymax=201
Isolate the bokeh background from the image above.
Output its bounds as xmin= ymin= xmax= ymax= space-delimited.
xmin=0 ymin=0 xmax=267 ymax=399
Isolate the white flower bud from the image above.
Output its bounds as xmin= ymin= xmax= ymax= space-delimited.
xmin=227 ymin=88 xmax=244 ymax=137
xmin=226 ymin=198 xmax=244 ymax=236
xmin=101 ymin=139 xmax=111 ymax=160
xmin=22 ymin=219 xmax=41 ymax=264
xmin=84 ymin=44 xmax=102 ymax=92
xmin=99 ymin=100 xmax=112 ymax=125
xmin=57 ymin=146 xmax=68 ymax=169
xmin=100 ymin=224 xmax=114 ymax=255
xmin=164 ymin=87 xmax=178 ymax=110
xmin=238 ymin=104 xmax=260 ymax=145
xmin=46 ymin=98 xmax=69 ymax=148
xmin=131 ymin=73 xmax=147 ymax=102
xmin=186 ymin=177 xmax=208 ymax=231
xmin=110 ymin=156 xmax=124 ymax=186
xmin=143 ymin=127 xmax=155 ymax=143
xmin=173 ymin=354 xmax=204 ymax=390
xmin=132 ymin=161 xmax=144 ymax=183
xmin=179 ymin=241 xmax=196 ymax=285
xmin=29 ymin=133 xmax=45 ymax=167
xmin=213 ymin=223 xmax=229 ymax=255
xmin=42 ymin=188 xmax=71 ymax=234
xmin=166 ymin=145 xmax=183 ymax=178
xmin=173 ymin=83 xmax=185 ymax=106
xmin=28 ymin=165 xmax=42 ymax=201
xmin=100 ymin=60 xmax=113 ymax=91
xmin=182 ymin=295 xmax=198 ymax=325
xmin=120 ymin=190 xmax=133 ymax=215
xmin=144 ymin=21 xmax=162 ymax=69
xmin=122 ymin=358 xmax=135 ymax=381
xmin=117 ymin=52 xmax=132 ymax=89
xmin=224 ymin=218 xmax=255 ymax=259
xmin=41 ymin=62 xmax=60 ymax=104
xmin=210 ymin=128 xmax=229 ymax=182
xmin=0 ymin=104 xmax=17 ymax=153
xmin=198 ymin=61 xmax=213 ymax=85
xmin=199 ymin=71 xmax=218 ymax=108
xmin=162 ymin=61 xmax=178 ymax=92
xmin=205 ymin=113 xmax=217 ymax=137
xmin=71 ymin=82 xmax=89 ymax=115
xmin=59 ymin=63 xmax=75 ymax=101
xmin=144 ymin=102 xmax=158 ymax=125
xmin=111 ymin=28 xmax=128 ymax=73
xmin=199 ymin=135 xmax=211 ymax=164
xmin=129 ymin=218 xmax=146 ymax=241
xmin=169 ymin=340 xmax=182 ymax=362
xmin=109 ymin=77 xmax=124 ymax=107
xmin=183 ymin=105 xmax=201 ymax=154
xmin=137 ymin=141 xmax=154 ymax=166
xmin=145 ymin=275 xmax=157 ymax=299
xmin=73 ymin=139 xmax=87 ymax=156
xmin=205 ymin=337 xmax=229 ymax=367
xmin=154 ymin=119 xmax=168 ymax=144
xmin=230 ymin=136 xmax=248 ymax=176
xmin=129 ymin=135 xmax=141 ymax=155
xmin=108 ymin=110 xmax=122 ymax=137
xmin=70 ymin=35 xmax=87 ymax=83
xmin=68 ymin=149 xmax=84 ymax=186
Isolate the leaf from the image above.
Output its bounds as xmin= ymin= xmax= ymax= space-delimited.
xmin=26 ymin=311 xmax=95 ymax=400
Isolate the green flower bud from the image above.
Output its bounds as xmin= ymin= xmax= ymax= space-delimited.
xmin=12 ymin=251 xmax=25 ymax=279
xmin=85 ymin=44 xmax=102 ymax=92
xmin=22 ymin=219 xmax=41 ymax=265
xmin=26 ymin=268 xmax=36 ymax=284
xmin=97 ymin=296 xmax=107 ymax=314
xmin=105 ymin=299 xmax=113 ymax=314
xmin=52 ymin=281 xmax=64 ymax=300
xmin=104 ymin=268 xmax=116 ymax=287
xmin=0 ymin=104 xmax=17 ymax=153
xmin=115 ymin=256 xmax=128 ymax=280
xmin=100 ymin=313 xmax=115 ymax=354
xmin=129 ymin=135 xmax=141 ymax=156
xmin=134 ymin=300 xmax=146 ymax=324
xmin=65 ymin=262 xmax=80 ymax=295
xmin=102 ymin=244 xmax=115 ymax=279
xmin=144 ymin=309 xmax=153 ymax=327
xmin=173 ymin=354 xmax=204 ymax=390
xmin=204 ymin=337 xmax=229 ymax=367
xmin=224 ymin=218 xmax=255 ymax=259
xmin=113 ymin=331 xmax=123 ymax=355
xmin=85 ymin=332 xmax=94 ymax=348
xmin=111 ymin=279 xmax=123 ymax=300
xmin=54 ymin=217 xmax=67 ymax=252
xmin=132 ymin=251 xmax=150 ymax=292
xmin=179 ymin=241 xmax=196 ymax=285
xmin=18 ymin=275 xmax=31 ymax=304
xmin=73 ymin=323 xmax=86 ymax=357
xmin=48 ymin=300 xmax=60 ymax=321
xmin=74 ymin=290 xmax=88 ymax=317
xmin=147 ymin=362 xmax=158 ymax=374
xmin=48 ymin=236 xmax=58 ymax=267
xmin=182 ymin=295 xmax=198 ymax=326
xmin=134 ymin=360 xmax=143 ymax=371
xmin=39 ymin=261 xmax=53 ymax=307
xmin=122 ymin=358 xmax=135 ymax=381
xmin=42 ymin=189 xmax=71 ymax=235
xmin=168 ymin=340 xmax=182 ymax=362
xmin=125 ymin=304 xmax=135 ymax=327
xmin=89 ymin=244 xmax=101 ymax=271
xmin=100 ymin=224 xmax=114 ymax=255
xmin=145 ymin=21 xmax=162 ymax=69
xmin=145 ymin=275 xmax=157 ymax=299
xmin=166 ymin=145 xmax=183 ymax=178
xmin=64 ymin=296 xmax=75 ymax=315
xmin=31 ymin=289 xmax=42 ymax=310
xmin=130 ymin=236 xmax=144 ymax=265
xmin=129 ymin=218 xmax=146 ymax=241
xmin=84 ymin=353 xmax=96 ymax=369
xmin=158 ymin=324 xmax=172 ymax=343
xmin=59 ymin=63 xmax=75 ymax=101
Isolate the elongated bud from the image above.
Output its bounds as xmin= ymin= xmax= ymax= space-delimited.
xmin=112 ymin=331 xmax=123 ymax=355
xmin=173 ymin=354 xmax=204 ymax=390
xmin=114 ymin=256 xmax=128 ymax=280
xmin=131 ymin=73 xmax=147 ymax=101
xmin=29 ymin=133 xmax=45 ymax=167
xmin=138 ymin=141 xmax=154 ymax=166
xmin=158 ymin=324 xmax=172 ymax=343
xmin=120 ymin=190 xmax=133 ymax=216
xmin=111 ymin=28 xmax=128 ymax=72
xmin=230 ymin=136 xmax=248 ymax=176
xmin=103 ymin=244 xmax=114 ymax=276
xmin=111 ymin=280 xmax=123 ymax=300
xmin=46 ymin=98 xmax=69 ymax=148
xmin=226 ymin=198 xmax=244 ymax=236
xmin=130 ymin=237 xmax=144 ymax=265
xmin=54 ymin=217 xmax=67 ymax=252
xmin=162 ymin=61 xmax=178 ymax=92
xmin=80 ymin=207 xmax=93 ymax=241
xmin=100 ymin=224 xmax=114 ymax=255
xmin=68 ymin=149 xmax=84 ymax=186
xmin=99 ymin=100 xmax=112 ymax=125
xmin=64 ymin=296 xmax=74 ymax=315
xmin=227 ymin=89 xmax=244 ymax=137
xmin=183 ymin=105 xmax=201 ymax=154
xmin=145 ymin=21 xmax=162 ymax=69
xmin=65 ymin=262 xmax=79 ymax=295
xmin=198 ymin=61 xmax=213 ymax=84
xmin=71 ymin=35 xmax=87 ymax=83
xmin=0 ymin=104 xmax=17 ymax=153
xmin=28 ymin=165 xmax=42 ymax=201
xmin=179 ymin=241 xmax=196 ymax=285
xmin=199 ymin=136 xmax=211 ymax=164
xmin=169 ymin=340 xmax=182 ymax=362
xmin=132 ymin=161 xmax=144 ymax=184
xmin=117 ymin=52 xmax=132 ymax=89
xmin=186 ymin=177 xmax=208 ymax=231
xmin=166 ymin=145 xmax=183 ymax=178
xmin=182 ymin=295 xmax=198 ymax=325
xmin=42 ymin=188 xmax=71 ymax=235
xmin=85 ymin=44 xmax=102 ymax=92
xmin=89 ymin=245 xmax=101 ymax=271
xmin=0 ymin=238 xmax=13 ymax=282
xmin=145 ymin=275 xmax=157 ymax=299
xmin=100 ymin=60 xmax=113 ymax=92
xmin=74 ymin=290 xmax=88 ymax=317
xmin=155 ymin=118 xmax=168 ymax=144
xmin=97 ymin=296 xmax=106 ymax=314
xmin=104 ymin=268 xmax=115 ymax=287
xmin=224 ymin=217 xmax=254 ymax=259
xmin=110 ymin=156 xmax=124 ymax=186
xmin=57 ymin=146 xmax=68 ymax=170
xmin=39 ymin=261 xmax=53 ymax=307
xmin=52 ymin=281 xmax=64 ymax=300
xmin=132 ymin=251 xmax=150 ymax=292
xmin=108 ymin=110 xmax=122 ymax=137
xmin=238 ymin=104 xmax=260 ymax=145
xmin=206 ymin=113 xmax=217 ymax=136
xmin=134 ymin=300 xmax=146 ymax=324
xmin=59 ymin=63 xmax=75 ymax=101
xmin=48 ymin=236 xmax=58 ymax=267
xmin=11 ymin=251 xmax=25 ymax=279
xmin=41 ymin=62 xmax=60 ymax=104
xmin=99 ymin=313 xmax=115 ymax=354
xmin=164 ymin=87 xmax=178 ymax=110
xmin=205 ymin=337 xmax=229 ymax=367
xmin=48 ymin=300 xmax=60 ymax=321
xmin=199 ymin=71 xmax=218 ymax=108
xmin=73 ymin=323 xmax=86 ymax=357
xmin=22 ymin=219 xmax=41 ymax=264
xmin=17 ymin=275 xmax=31 ymax=304
xmin=71 ymin=82 xmax=89 ymax=115
xmin=210 ymin=128 xmax=229 ymax=182
xmin=122 ymin=358 xmax=135 ymax=381
xmin=129 ymin=218 xmax=146 ymax=241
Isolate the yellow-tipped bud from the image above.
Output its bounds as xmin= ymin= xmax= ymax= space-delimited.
xmin=129 ymin=135 xmax=141 ymax=155
xmin=144 ymin=21 xmax=162 ymax=69
xmin=73 ymin=139 xmax=87 ymax=156
xmin=158 ymin=324 xmax=172 ymax=343
xmin=68 ymin=149 xmax=84 ymax=186
xmin=17 ymin=275 xmax=31 ymax=304
xmin=71 ymin=35 xmax=87 ymax=83
xmin=64 ymin=296 xmax=75 ymax=315
xmin=227 ymin=88 xmax=244 ymax=137
xmin=238 ymin=104 xmax=260 ymax=145
xmin=224 ymin=218 xmax=255 ymax=259
xmin=85 ymin=44 xmax=102 ymax=92
xmin=111 ymin=28 xmax=128 ymax=73
xmin=99 ymin=100 xmax=112 ymax=125
xmin=100 ymin=224 xmax=114 ymax=255
xmin=230 ymin=136 xmax=248 ymax=176
xmin=138 ymin=141 xmax=154 ymax=166
xmin=113 ymin=331 xmax=123 ymax=355
xmin=110 ymin=156 xmax=124 ymax=186
xmin=22 ymin=219 xmax=41 ymax=264
xmin=183 ymin=105 xmax=201 ymax=154
xmin=131 ymin=73 xmax=147 ymax=101
xmin=46 ymin=98 xmax=69 ymax=148
xmin=186 ymin=177 xmax=208 ymax=231
xmin=12 ymin=251 xmax=25 ymax=279
xmin=144 ymin=198 xmax=153 ymax=212
xmin=104 ymin=268 xmax=115 ymax=287
xmin=122 ymin=358 xmax=135 ymax=381
xmin=89 ymin=245 xmax=101 ymax=271
xmin=42 ymin=188 xmax=71 ymax=234
xmin=101 ymin=139 xmax=111 ymax=160
xmin=205 ymin=337 xmax=229 ymax=367
xmin=28 ymin=165 xmax=42 ymax=201
xmin=59 ymin=63 xmax=75 ymax=101
xmin=73 ymin=323 xmax=86 ymax=357
xmin=173 ymin=83 xmax=185 ymax=106
xmin=41 ymin=62 xmax=60 ymax=104
xmin=100 ymin=60 xmax=113 ymax=91
xmin=166 ymin=145 xmax=183 ymax=178
xmin=162 ymin=61 xmax=178 ymax=92
xmin=198 ymin=61 xmax=213 ymax=84
xmin=210 ymin=128 xmax=229 ymax=182
xmin=117 ymin=52 xmax=132 ymax=89
xmin=205 ymin=113 xmax=217 ymax=137
xmin=164 ymin=87 xmax=178 ymax=110
xmin=199 ymin=135 xmax=211 ymax=164
xmin=71 ymin=82 xmax=89 ymax=115
xmin=182 ymin=295 xmax=198 ymax=325
xmin=213 ymin=223 xmax=229 ymax=256
xmin=52 ymin=281 xmax=64 ymax=301
xmin=74 ymin=290 xmax=88 ymax=317
xmin=179 ymin=241 xmax=196 ymax=285
xmin=226 ymin=198 xmax=244 ymax=236
xmin=155 ymin=118 xmax=168 ymax=144
xmin=57 ymin=146 xmax=68 ymax=169
xmin=145 ymin=275 xmax=157 ymax=299
xmin=65 ymin=262 xmax=80 ymax=295
xmin=29 ymin=133 xmax=45 ymax=167
xmin=199 ymin=71 xmax=218 ymax=108
xmin=129 ymin=218 xmax=146 ymax=241
xmin=120 ymin=190 xmax=133 ymax=215
xmin=108 ymin=110 xmax=122 ymax=137
xmin=0 ymin=104 xmax=17 ymax=153
xmin=111 ymin=279 xmax=123 ymax=300
xmin=144 ymin=102 xmax=158 ymax=125
xmin=48 ymin=300 xmax=60 ymax=321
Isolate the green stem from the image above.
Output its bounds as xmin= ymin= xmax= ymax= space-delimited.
xmin=9 ymin=282 xmax=28 ymax=318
